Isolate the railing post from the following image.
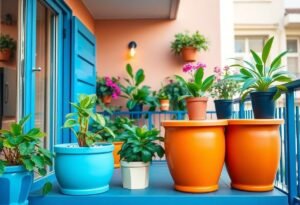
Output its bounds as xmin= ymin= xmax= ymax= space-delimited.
xmin=286 ymin=90 xmax=297 ymax=205
xmin=148 ymin=112 xmax=153 ymax=129
xmin=239 ymin=101 xmax=245 ymax=119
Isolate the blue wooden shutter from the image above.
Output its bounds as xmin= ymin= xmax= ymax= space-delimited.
xmin=71 ymin=17 xmax=96 ymax=102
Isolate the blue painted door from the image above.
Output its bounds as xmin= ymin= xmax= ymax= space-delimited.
xmin=71 ymin=17 xmax=96 ymax=102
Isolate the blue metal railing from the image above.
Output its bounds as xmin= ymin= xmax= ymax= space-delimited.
xmin=104 ymin=79 xmax=300 ymax=205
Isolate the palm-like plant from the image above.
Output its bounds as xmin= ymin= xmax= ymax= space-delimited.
xmin=231 ymin=36 xmax=293 ymax=101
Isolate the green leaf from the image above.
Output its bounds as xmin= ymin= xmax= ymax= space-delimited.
xmin=27 ymin=128 xmax=45 ymax=138
xmin=104 ymin=127 xmax=115 ymax=138
xmin=19 ymin=115 xmax=30 ymax=127
xmin=126 ymin=64 xmax=134 ymax=79
xmin=7 ymin=136 xmax=23 ymax=146
xmin=240 ymin=68 xmax=253 ymax=78
xmin=250 ymin=49 xmax=263 ymax=66
xmin=22 ymin=159 xmax=34 ymax=171
xmin=38 ymin=168 xmax=47 ymax=176
xmin=241 ymin=78 xmax=256 ymax=92
xmin=141 ymin=149 xmax=152 ymax=162
xmin=201 ymin=75 xmax=215 ymax=92
xmin=256 ymin=64 xmax=263 ymax=76
xmin=11 ymin=123 xmax=22 ymax=136
xmin=42 ymin=182 xmax=52 ymax=195
xmin=262 ymin=37 xmax=274 ymax=64
xmin=273 ymin=76 xmax=292 ymax=83
xmin=194 ymin=68 xmax=203 ymax=85
xmin=0 ymin=161 xmax=5 ymax=175
xmin=39 ymin=147 xmax=52 ymax=159
xmin=135 ymin=69 xmax=145 ymax=86
xmin=31 ymin=155 xmax=45 ymax=169
xmin=19 ymin=142 xmax=35 ymax=155
xmin=270 ymin=51 xmax=288 ymax=72
xmin=63 ymin=119 xmax=78 ymax=128
xmin=273 ymin=89 xmax=281 ymax=101
xmin=175 ymin=75 xmax=187 ymax=85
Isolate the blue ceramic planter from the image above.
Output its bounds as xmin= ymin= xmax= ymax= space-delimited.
xmin=214 ymin=100 xmax=233 ymax=119
xmin=0 ymin=166 xmax=33 ymax=205
xmin=54 ymin=143 xmax=114 ymax=195
xmin=250 ymin=91 xmax=276 ymax=119
xmin=129 ymin=103 xmax=143 ymax=119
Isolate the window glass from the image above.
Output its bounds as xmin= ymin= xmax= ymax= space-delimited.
xmin=287 ymin=39 xmax=298 ymax=53
xmin=287 ymin=57 xmax=299 ymax=76
xmin=249 ymin=37 xmax=264 ymax=52
xmin=234 ymin=37 xmax=245 ymax=53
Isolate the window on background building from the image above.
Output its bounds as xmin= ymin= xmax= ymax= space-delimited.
xmin=286 ymin=38 xmax=300 ymax=78
xmin=234 ymin=36 xmax=266 ymax=62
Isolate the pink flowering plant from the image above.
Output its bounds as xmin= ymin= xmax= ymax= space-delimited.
xmin=176 ymin=62 xmax=215 ymax=100
xmin=96 ymin=76 xmax=121 ymax=99
xmin=209 ymin=66 xmax=241 ymax=100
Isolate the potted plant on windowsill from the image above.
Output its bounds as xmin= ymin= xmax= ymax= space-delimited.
xmin=92 ymin=116 xmax=135 ymax=168
xmin=54 ymin=94 xmax=115 ymax=195
xmin=120 ymin=64 xmax=158 ymax=118
xmin=0 ymin=115 xmax=53 ymax=205
xmin=230 ymin=36 xmax=293 ymax=119
xmin=210 ymin=66 xmax=241 ymax=119
xmin=117 ymin=125 xmax=164 ymax=189
xmin=0 ymin=33 xmax=16 ymax=61
xmin=96 ymin=76 xmax=121 ymax=105
xmin=176 ymin=62 xmax=215 ymax=120
xmin=171 ymin=31 xmax=208 ymax=62
xmin=157 ymin=86 xmax=170 ymax=111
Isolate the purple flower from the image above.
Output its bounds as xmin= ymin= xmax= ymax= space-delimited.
xmin=214 ymin=66 xmax=221 ymax=73
xmin=194 ymin=62 xmax=206 ymax=70
xmin=183 ymin=63 xmax=194 ymax=73
xmin=224 ymin=66 xmax=230 ymax=71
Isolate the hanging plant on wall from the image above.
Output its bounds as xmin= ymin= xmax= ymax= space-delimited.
xmin=0 ymin=33 xmax=16 ymax=62
xmin=171 ymin=31 xmax=208 ymax=62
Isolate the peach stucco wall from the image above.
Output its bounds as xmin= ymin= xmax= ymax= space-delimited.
xmin=64 ymin=0 xmax=95 ymax=34
xmin=95 ymin=0 xmax=221 ymax=109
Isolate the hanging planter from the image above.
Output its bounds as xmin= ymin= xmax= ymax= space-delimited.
xmin=171 ymin=31 xmax=208 ymax=62
xmin=159 ymin=99 xmax=170 ymax=111
xmin=101 ymin=95 xmax=112 ymax=105
xmin=226 ymin=119 xmax=283 ymax=191
xmin=181 ymin=47 xmax=198 ymax=62
xmin=162 ymin=120 xmax=227 ymax=193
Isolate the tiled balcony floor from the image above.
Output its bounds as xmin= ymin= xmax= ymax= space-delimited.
xmin=29 ymin=162 xmax=288 ymax=205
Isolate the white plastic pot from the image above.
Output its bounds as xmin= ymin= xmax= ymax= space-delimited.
xmin=121 ymin=161 xmax=150 ymax=189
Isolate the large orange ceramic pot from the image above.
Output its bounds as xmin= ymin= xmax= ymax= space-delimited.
xmin=186 ymin=97 xmax=208 ymax=120
xmin=161 ymin=120 xmax=227 ymax=193
xmin=226 ymin=119 xmax=283 ymax=192
xmin=113 ymin=141 xmax=123 ymax=168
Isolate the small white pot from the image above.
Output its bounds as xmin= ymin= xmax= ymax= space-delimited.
xmin=121 ymin=161 xmax=150 ymax=189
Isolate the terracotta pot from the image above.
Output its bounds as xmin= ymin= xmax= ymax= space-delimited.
xmin=0 ymin=49 xmax=11 ymax=61
xmin=161 ymin=120 xmax=227 ymax=193
xmin=160 ymin=99 xmax=170 ymax=111
xmin=101 ymin=95 xmax=112 ymax=104
xmin=186 ymin=97 xmax=208 ymax=120
xmin=181 ymin=47 xmax=198 ymax=62
xmin=226 ymin=119 xmax=283 ymax=192
xmin=113 ymin=141 xmax=123 ymax=168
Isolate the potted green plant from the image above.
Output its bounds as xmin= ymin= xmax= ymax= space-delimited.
xmin=157 ymin=86 xmax=170 ymax=111
xmin=230 ymin=37 xmax=293 ymax=118
xmin=0 ymin=115 xmax=53 ymax=204
xmin=163 ymin=77 xmax=189 ymax=111
xmin=210 ymin=66 xmax=241 ymax=119
xmin=176 ymin=62 xmax=215 ymax=120
xmin=171 ymin=31 xmax=208 ymax=62
xmin=55 ymin=94 xmax=115 ymax=195
xmin=92 ymin=116 xmax=135 ymax=168
xmin=0 ymin=33 xmax=16 ymax=61
xmin=120 ymin=64 xmax=158 ymax=118
xmin=118 ymin=125 xmax=165 ymax=189
xmin=96 ymin=76 xmax=121 ymax=105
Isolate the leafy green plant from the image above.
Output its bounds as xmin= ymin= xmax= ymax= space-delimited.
xmin=118 ymin=125 xmax=165 ymax=162
xmin=92 ymin=116 xmax=135 ymax=143
xmin=120 ymin=64 xmax=158 ymax=110
xmin=210 ymin=66 xmax=241 ymax=100
xmin=163 ymin=78 xmax=188 ymax=110
xmin=157 ymin=86 xmax=169 ymax=100
xmin=0 ymin=33 xmax=16 ymax=51
xmin=0 ymin=115 xmax=53 ymax=194
xmin=230 ymin=37 xmax=293 ymax=101
xmin=171 ymin=31 xmax=208 ymax=55
xmin=175 ymin=62 xmax=215 ymax=100
xmin=63 ymin=94 xmax=115 ymax=147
